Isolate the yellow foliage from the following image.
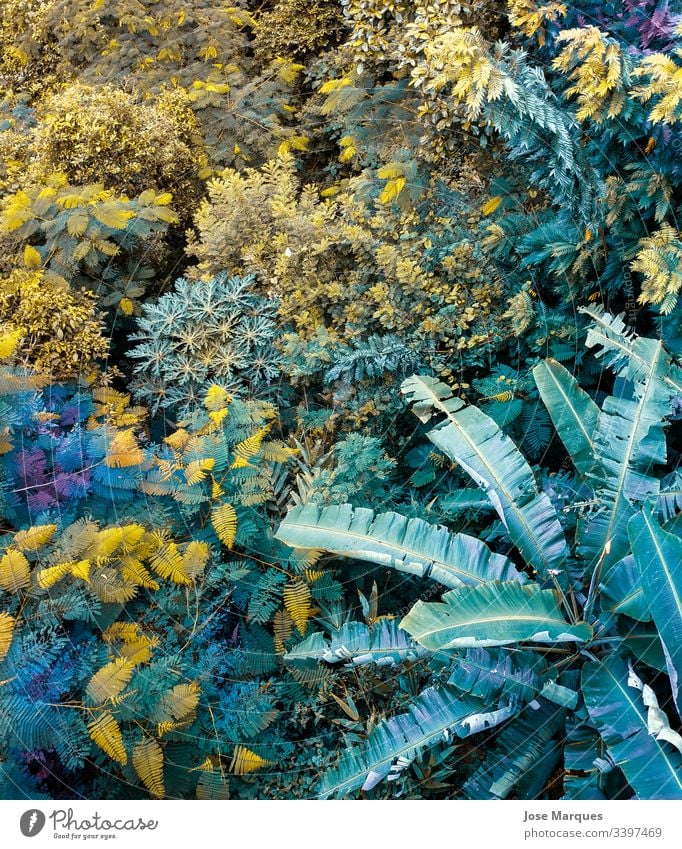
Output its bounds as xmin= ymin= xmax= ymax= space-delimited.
xmin=132 ymin=738 xmax=165 ymax=798
xmin=0 ymin=270 xmax=108 ymax=379
xmin=632 ymin=51 xmax=682 ymax=125
xmin=181 ymin=541 xmax=210 ymax=579
xmin=104 ymin=429 xmax=145 ymax=468
xmin=150 ymin=541 xmax=192 ymax=585
xmin=0 ymin=328 xmax=23 ymax=360
xmin=13 ymin=524 xmax=57 ymax=551
xmin=36 ymin=562 xmax=74 ymax=589
xmin=283 ymin=579 xmax=312 ymax=635
xmin=211 ymin=503 xmax=237 ymax=549
xmin=204 ymin=384 xmax=232 ymax=411
xmin=273 ymin=608 xmax=293 ymax=654
xmin=0 ymin=613 xmax=15 ymax=661
xmin=184 ymin=457 xmax=215 ymax=485
xmin=508 ymin=1 xmax=567 ymax=46
xmin=87 ymin=712 xmax=127 ymax=765
xmin=27 ymin=84 xmax=204 ymax=213
xmin=233 ymin=426 xmax=270 ymax=462
xmin=230 ymin=745 xmax=272 ymax=775
xmin=86 ymin=658 xmax=136 ymax=705
xmin=631 ymin=224 xmax=682 ymax=311
xmin=0 ymin=549 xmax=30 ymax=592
xmin=22 ymin=244 xmax=41 ymax=268
xmin=420 ymin=27 xmax=506 ymax=120
xmin=553 ymin=27 xmax=624 ymax=123
xmin=481 ymin=196 xmax=503 ymax=216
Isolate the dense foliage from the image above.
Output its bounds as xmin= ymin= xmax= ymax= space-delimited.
xmin=2 ymin=0 xmax=682 ymax=801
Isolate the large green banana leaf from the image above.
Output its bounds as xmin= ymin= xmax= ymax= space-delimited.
xmin=582 ymin=656 xmax=682 ymax=799
xmin=628 ymin=505 xmax=682 ymax=716
xmin=463 ymin=700 xmax=565 ymax=799
xmin=533 ymin=358 xmax=599 ymax=478
xmin=274 ymin=502 xmax=525 ymax=588
xmin=400 ymin=581 xmax=591 ymax=651
xmin=401 ymin=374 xmax=569 ymax=584
xmin=448 ymin=646 xmax=578 ymax=708
xmin=578 ymin=308 xmax=675 ymax=574
xmin=318 ymin=685 xmax=515 ymax=798
xmin=284 ymin=619 xmax=426 ymax=667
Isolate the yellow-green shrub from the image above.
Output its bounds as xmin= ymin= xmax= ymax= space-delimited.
xmin=0 ymin=269 xmax=108 ymax=377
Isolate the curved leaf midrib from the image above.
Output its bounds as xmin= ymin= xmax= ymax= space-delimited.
xmin=598 ymin=341 xmax=664 ymax=553
xmin=426 ymin=383 xmax=563 ymax=576
xmin=642 ymin=509 xmax=682 ymax=619
xmin=540 ymin=361 xmax=596 ymax=472
xmin=319 ymin=696 xmax=513 ymax=798
xmin=409 ymin=613 xmax=575 ymax=642
xmin=587 ymin=325 xmax=682 ymax=395
xmin=280 ymin=519 xmax=491 ymax=585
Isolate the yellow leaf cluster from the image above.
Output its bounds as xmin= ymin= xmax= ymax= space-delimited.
xmin=0 ymin=612 xmax=16 ymax=661
xmin=132 ymin=738 xmax=165 ymax=798
xmin=632 ymin=50 xmax=682 ymax=125
xmin=508 ymin=1 xmax=567 ymax=46
xmin=283 ymin=579 xmax=311 ymax=635
xmin=0 ymin=549 xmax=30 ymax=593
xmin=631 ymin=224 xmax=682 ymax=312
xmin=230 ymin=745 xmax=272 ymax=775
xmin=554 ymin=27 xmax=624 ymax=123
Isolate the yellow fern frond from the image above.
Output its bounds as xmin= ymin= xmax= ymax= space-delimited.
xmin=36 ymin=562 xmax=73 ymax=589
xmin=157 ymin=681 xmax=200 ymax=722
xmin=182 ymin=541 xmax=210 ymax=579
xmin=103 ymin=623 xmax=141 ymax=643
xmin=230 ymin=455 xmax=251 ymax=469
xmin=119 ymin=557 xmax=159 ymax=590
xmin=261 ymin=440 xmax=298 ymax=463
xmin=69 ymin=559 xmax=91 ymax=581
xmin=164 ymin=428 xmax=190 ymax=451
xmin=119 ymin=635 xmax=158 ymax=665
xmin=184 ymin=458 xmax=215 ymax=486
xmin=13 ymin=524 xmax=57 ymax=551
xmin=230 ymin=745 xmax=271 ymax=776
xmin=204 ymin=384 xmax=232 ymax=411
xmin=233 ymin=426 xmax=270 ymax=462
xmin=104 ymin=429 xmax=144 ymax=468
xmin=132 ymin=738 xmax=165 ymax=798
xmin=0 ymin=328 xmax=23 ymax=360
xmin=304 ymin=568 xmax=324 ymax=583
xmin=86 ymin=658 xmax=136 ymax=705
xmin=211 ymin=503 xmax=237 ymax=548
xmin=273 ymin=609 xmax=293 ymax=654
xmin=87 ymin=711 xmax=127 ymax=764
xmin=0 ymin=549 xmax=30 ymax=592
xmin=150 ymin=543 xmax=192 ymax=585
xmin=0 ymin=613 xmax=15 ymax=661
xmin=283 ymin=580 xmax=311 ymax=635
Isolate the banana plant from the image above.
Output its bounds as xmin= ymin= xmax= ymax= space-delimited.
xmin=275 ymin=310 xmax=682 ymax=799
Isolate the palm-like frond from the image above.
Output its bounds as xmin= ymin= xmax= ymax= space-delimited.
xmin=275 ymin=502 xmax=525 ymax=588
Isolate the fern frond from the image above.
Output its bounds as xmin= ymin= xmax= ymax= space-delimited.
xmin=13 ymin=524 xmax=57 ymax=551
xmin=211 ymin=503 xmax=237 ymax=548
xmin=87 ymin=711 xmax=127 ymax=764
xmin=230 ymin=745 xmax=272 ymax=775
xmin=86 ymin=659 xmax=135 ymax=705
xmin=132 ymin=738 xmax=165 ymax=798
xmin=0 ymin=613 xmax=15 ymax=661
xmin=0 ymin=549 xmax=30 ymax=592
xmin=283 ymin=580 xmax=311 ymax=635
